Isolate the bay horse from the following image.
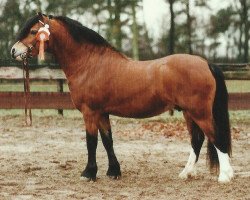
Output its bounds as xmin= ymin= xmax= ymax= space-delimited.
xmin=11 ymin=13 xmax=233 ymax=183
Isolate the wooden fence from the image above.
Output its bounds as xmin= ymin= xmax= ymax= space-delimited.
xmin=0 ymin=63 xmax=250 ymax=111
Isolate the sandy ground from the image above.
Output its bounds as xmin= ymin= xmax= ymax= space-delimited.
xmin=0 ymin=114 xmax=249 ymax=200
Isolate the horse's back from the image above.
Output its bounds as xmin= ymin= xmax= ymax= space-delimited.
xmin=163 ymin=54 xmax=209 ymax=72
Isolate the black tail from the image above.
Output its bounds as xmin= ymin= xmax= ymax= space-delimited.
xmin=207 ymin=64 xmax=231 ymax=171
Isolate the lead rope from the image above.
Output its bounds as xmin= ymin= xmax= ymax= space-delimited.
xmin=22 ymin=57 xmax=32 ymax=126
xmin=21 ymin=20 xmax=50 ymax=126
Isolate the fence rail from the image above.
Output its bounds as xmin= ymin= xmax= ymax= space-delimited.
xmin=0 ymin=63 xmax=250 ymax=111
xmin=0 ymin=92 xmax=74 ymax=109
xmin=0 ymin=91 xmax=249 ymax=110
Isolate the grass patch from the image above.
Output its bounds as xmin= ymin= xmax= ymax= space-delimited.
xmin=0 ymin=80 xmax=249 ymax=92
xmin=1 ymin=109 xmax=249 ymax=126
xmin=0 ymin=109 xmax=81 ymax=118
xmin=0 ymin=81 xmax=69 ymax=92
xmin=226 ymin=80 xmax=250 ymax=93
xmin=230 ymin=110 xmax=250 ymax=126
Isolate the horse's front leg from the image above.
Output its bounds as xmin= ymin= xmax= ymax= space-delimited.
xmin=99 ymin=114 xmax=121 ymax=179
xmin=81 ymin=110 xmax=99 ymax=181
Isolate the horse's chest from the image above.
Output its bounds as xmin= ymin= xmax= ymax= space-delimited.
xmin=68 ymin=84 xmax=107 ymax=111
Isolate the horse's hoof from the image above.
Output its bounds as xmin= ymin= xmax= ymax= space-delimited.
xmin=80 ymin=173 xmax=97 ymax=182
xmin=218 ymin=168 xmax=234 ymax=183
xmin=108 ymin=175 xmax=121 ymax=180
xmin=81 ymin=165 xmax=97 ymax=181
xmin=106 ymin=164 xmax=121 ymax=178
xmin=179 ymin=169 xmax=197 ymax=179
xmin=179 ymin=171 xmax=188 ymax=179
xmin=218 ymin=175 xmax=231 ymax=183
xmin=80 ymin=176 xmax=97 ymax=182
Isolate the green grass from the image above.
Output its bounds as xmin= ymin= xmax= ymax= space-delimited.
xmin=226 ymin=80 xmax=250 ymax=93
xmin=0 ymin=81 xmax=69 ymax=92
xmin=0 ymin=109 xmax=82 ymax=118
xmin=1 ymin=80 xmax=249 ymax=92
xmin=229 ymin=110 xmax=250 ymax=125
xmin=0 ymin=109 xmax=249 ymax=126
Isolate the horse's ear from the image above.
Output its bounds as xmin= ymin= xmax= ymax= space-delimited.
xmin=48 ymin=15 xmax=54 ymax=19
xmin=37 ymin=12 xmax=43 ymax=19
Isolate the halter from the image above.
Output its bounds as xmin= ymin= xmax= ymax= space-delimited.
xmin=22 ymin=19 xmax=50 ymax=60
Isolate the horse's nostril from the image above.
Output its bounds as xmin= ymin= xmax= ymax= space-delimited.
xmin=11 ymin=48 xmax=16 ymax=59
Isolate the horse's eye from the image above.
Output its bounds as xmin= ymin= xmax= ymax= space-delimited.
xmin=30 ymin=30 xmax=38 ymax=35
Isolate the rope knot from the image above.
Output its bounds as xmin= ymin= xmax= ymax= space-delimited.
xmin=36 ymin=23 xmax=50 ymax=61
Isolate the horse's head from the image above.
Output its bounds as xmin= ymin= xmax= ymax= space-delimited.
xmin=11 ymin=13 xmax=122 ymax=64
xmin=11 ymin=13 xmax=51 ymax=61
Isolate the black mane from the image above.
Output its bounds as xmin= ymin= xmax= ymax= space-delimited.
xmin=55 ymin=16 xmax=114 ymax=49
xmin=17 ymin=15 xmax=115 ymax=50
xmin=16 ymin=15 xmax=40 ymax=41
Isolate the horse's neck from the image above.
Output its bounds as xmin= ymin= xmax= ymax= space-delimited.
xmin=50 ymin=37 xmax=79 ymax=73
xmin=49 ymin=21 xmax=129 ymax=79
xmin=59 ymin=45 xmax=128 ymax=77
xmin=52 ymin=38 xmax=129 ymax=79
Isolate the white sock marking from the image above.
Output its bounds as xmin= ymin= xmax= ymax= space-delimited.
xmin=179 ymin=148 xmax=197 ymax=179
xmin=214 ymin=146 xmax=234 ymax=183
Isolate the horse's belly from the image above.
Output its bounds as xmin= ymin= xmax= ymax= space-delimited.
xmin=105 ymin=98 xmax=174 ymax=118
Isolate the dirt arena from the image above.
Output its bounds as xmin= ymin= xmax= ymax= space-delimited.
xmin=0 ymin=113 xmax=249 ymax=200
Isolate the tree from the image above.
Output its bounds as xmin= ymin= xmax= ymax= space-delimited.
xmin=113 ymin=0 xmax=122 ymax=50
xmin=131 ymin=0 xmax=139 ymax=60
xmin=168 ymin=0 xmax=175 ymax=54
xmin=175 ymin=0 xmax=194 ymax=54
xmin=106 ymin=0 xmax=113 ymax=42
xmin=0 ymin=0 xmax=22 ymax=58
xmin=46 ymin=0 xmax=79 ymax=16
xmin=240 ymin=0 xmax=249 ymax=62
xmin=208 ymin=6 xmax=234 ymax=61
xmin=185 ymin=0 xmax=192 ymax=54
xmin=139 ymin=22 xmax=154 ymax=60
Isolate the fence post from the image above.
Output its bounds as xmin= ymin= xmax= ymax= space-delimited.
xmin=57 ymin=79 xmax=64 ymax=116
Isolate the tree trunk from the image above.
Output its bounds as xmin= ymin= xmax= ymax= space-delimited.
xmin=131 ymin=0 xmax=139 ymax=60
xmin=143 ymin=22 xmax=154 ymax=57
xmin=238 ymin=21 xmax=243 ymax=61
xmin=36 ymin=0 xmax=42 ymax=11
xmin=113 ymin=0 xmax=122 ymax=50
xmin=186 ymin=0 xmax=192 ymax=54
xmin=168 ymin=0 xmax=175 ymax=54
xmin=241 ymin=0 xmax=249 ymax=62
xmin=226 ymin=33 xmax=231 ymax=60
xmin=106 ymin=0 xmax=113 ymax=42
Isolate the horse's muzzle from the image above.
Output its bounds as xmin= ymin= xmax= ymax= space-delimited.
xmin=11 ymin=41 xmax=29 ymax=61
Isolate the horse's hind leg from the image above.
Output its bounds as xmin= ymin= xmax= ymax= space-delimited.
xmin=179 ymin=112 xmax=205 ymax=179
xmin=190 ymin=109 xmax=233 ymax=183
xmin=99 ymin=114 xmax=121 ymax=179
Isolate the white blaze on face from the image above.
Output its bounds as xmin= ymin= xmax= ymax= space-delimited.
xmin=179 ymin=148 xmax=197 ymax=179
xmin=214 ymin=146 xmax=234 ymax=183
xmin=11 ymin=41 xmax=28 ymax=61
